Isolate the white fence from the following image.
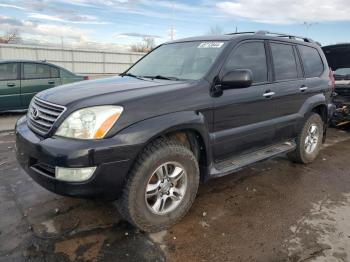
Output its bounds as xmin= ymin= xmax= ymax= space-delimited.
xmin=0 ymin=44 xmax=145 ymax=75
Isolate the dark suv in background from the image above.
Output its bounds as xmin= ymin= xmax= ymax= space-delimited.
xmin=323 ymin=44 xmax=350 ymax=125
xmin=16 ymin=31 xmax=334 ymax=232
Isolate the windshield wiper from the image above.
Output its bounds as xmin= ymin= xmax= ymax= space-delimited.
xmin=143 ymin=75 xmax=181 ymax=81
xmin=120 ymin=72 xmax=145 ymax=80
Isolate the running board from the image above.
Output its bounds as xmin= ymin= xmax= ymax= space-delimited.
xmin=210 ymin=141 xmax=296 ymax=178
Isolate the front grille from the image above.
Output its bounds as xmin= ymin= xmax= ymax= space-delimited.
xmin=28 ymin=97 xmax=66 ymax=136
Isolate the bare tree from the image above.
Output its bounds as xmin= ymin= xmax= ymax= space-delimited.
xmin=207 ymin=25 xmax=224 ymax=35
xmin=143 ymin=37 xmax=155 ymax=50
xmin=130 ymin=43 xmax=147 ymax=53
xmin=130 ymin=37 xmax=156 ymax=53
xmin=0 ymin=29 xmax=22 ymax=44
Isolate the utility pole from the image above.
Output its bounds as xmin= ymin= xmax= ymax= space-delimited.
xmin=303 ymin=22 xmax=318 ymax=36
xmin=60 ymin=36 xmax=64 ymax=49
xmin=170 ymin=1 xmax=175 ymax=40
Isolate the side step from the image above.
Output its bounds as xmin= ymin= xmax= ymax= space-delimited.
xmin=210 ymin=141 xmax=296 ymax=178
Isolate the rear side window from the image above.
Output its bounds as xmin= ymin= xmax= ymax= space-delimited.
xmin=51 ymin=66 xmax=59 ymax=78
xmin=60 ymin=69 xmax=75 ymax=78
xmin=298 ymin=45 xmax=324 ymax=77
xmin=270 ymin=43 xmax=298 ymax=81
xmin=224 ymin=42 xmax=267 ymax=83
xmin=0 ymin=63 xmax=18 ymax=81
xmin=23 ymin=63 xmax=51 ymax=79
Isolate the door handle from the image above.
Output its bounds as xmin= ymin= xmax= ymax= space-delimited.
xmin=48 ymin=80 xmax=55 ymax=84
xmin=300 ymin=86 xmax=308 ymax=92
xmin=7 ymin=82 xmax=16 ymax=87
xmin=263 ymin=91 xmax=275 ymax=98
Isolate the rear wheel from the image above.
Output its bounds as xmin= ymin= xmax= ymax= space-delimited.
xmin=117 ymin=138 xmax=199 ymax=232
xmin=288 ymin=113 xmax=324 ymax=164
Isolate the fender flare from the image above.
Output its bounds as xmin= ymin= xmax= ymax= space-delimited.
xmin=296 ymin=93 xmax=330 ymax=133
xmin=113 ymin=111 xmax=213 ymax=171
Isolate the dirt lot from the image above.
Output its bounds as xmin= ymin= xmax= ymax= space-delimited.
xmin=1 ymin=126 xmax=350 ymax=262
xmin=0 ymin=113 xmax=23 ymax=132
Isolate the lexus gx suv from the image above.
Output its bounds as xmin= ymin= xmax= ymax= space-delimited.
xmin=16 ymin=31 xmax=334 ymax=232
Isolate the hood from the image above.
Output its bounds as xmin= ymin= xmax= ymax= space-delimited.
xmin=37 ymin=76 xmax=183 ymax=106
xmin=322 ymin=44 xmax=350 ymax=70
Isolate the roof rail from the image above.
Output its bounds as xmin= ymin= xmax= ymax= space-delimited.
xmin=226 ymin=31 xmax=314 ymax=43
xmin=226 ymin=31 xmax=257 ymax=35
xmin=256 ymin=30 xmax=314 ymax=43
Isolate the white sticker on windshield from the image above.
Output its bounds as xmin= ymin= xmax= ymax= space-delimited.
xmin=198 ymin=42 xmax=224 ymax=48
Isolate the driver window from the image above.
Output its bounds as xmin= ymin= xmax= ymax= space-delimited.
xmin=224 ymin=42 xmax=268 ymax=84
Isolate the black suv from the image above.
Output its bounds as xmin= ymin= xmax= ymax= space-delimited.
xmin=16 ymin=31 xmax=334 ymax=232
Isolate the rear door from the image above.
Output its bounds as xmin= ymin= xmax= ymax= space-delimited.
xmin=20 ymin=63 xmax=62 ymax=107
xmin=267 ymin=41 xmax=306 ymax=141
xmin=0 ymin=62 xmax=21 ymax=111
xmin=270 ymin=42 xmax=325 ymax=142
xmin=212 ymin=41 xmax=276 ymax=160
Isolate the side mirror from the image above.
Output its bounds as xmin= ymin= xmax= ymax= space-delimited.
xmin=221 ymin=69 xmax=253 ymax=90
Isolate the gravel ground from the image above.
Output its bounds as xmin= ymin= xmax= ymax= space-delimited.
xmin=0 ymin=113 xmax=24 ymax=132
xmin=0 ymin=126 xmax=350 ymax=262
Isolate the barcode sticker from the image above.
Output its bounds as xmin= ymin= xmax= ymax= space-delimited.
xmin=198 ymin=42 xmax=224 ymax=48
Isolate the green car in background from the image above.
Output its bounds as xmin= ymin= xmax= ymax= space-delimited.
xmin=0 ymin=60 xmax=88 ymax=112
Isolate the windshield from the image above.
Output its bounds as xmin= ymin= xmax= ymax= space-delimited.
xmin=334 ymin=68 xmax=350 ymax=80
xmin=127 ymin=41 xmax=227 ymax=80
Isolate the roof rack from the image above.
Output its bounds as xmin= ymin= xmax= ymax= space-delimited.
xmin=226 ymin=31 xmax=315 ymax=43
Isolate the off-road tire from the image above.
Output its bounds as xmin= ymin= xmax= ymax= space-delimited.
xmin=288 ymin=113 xmax=324 ymax=164
xmin=117 ymin=137 xmax=200 ymax=232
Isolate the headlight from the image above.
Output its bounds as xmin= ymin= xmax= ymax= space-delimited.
xmin=56 ymin=106 xmax=123 ymax=139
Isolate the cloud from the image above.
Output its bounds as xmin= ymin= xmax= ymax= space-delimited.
xmin=0 ymin=15 xmax=91 ymax=41
xmin=216 ymin=0 xmax=350 ymax=24
xmin=114 ymin=32 xmax=162 ymax=39
xmin=29 ymin=23 xmax=90 ymax=40
xmin=28 ymin=13 xmax=109 ymax=24
xmin=56 ymin=0 xmax=135 ymax=8
xmin=0 ymin=16 xmax=25 ymax=27
xmin=140 ymin=0 xmax=203 ymax=12
xmin=49 ymin=0 xmax=208 ymax=22
xmin=0 ymin=3 xmax=26 ymax=10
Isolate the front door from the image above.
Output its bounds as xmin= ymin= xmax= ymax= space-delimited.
xmin=20 ymin=63 xmax=61 ymax=107
xmin=212 ymin=41 xmax=276 ymax=161
xmin=0 ymin=63 xmax=21 ymax=111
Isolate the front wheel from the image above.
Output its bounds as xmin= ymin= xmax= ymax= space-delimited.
xmin=117 ymin=138 xmax=199 ymax=232
xmin=288 ymin=113 xmax=324 ymax=164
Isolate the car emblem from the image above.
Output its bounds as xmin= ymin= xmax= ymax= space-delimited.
xmin=31 ymin=106 xmax=39 ymax=120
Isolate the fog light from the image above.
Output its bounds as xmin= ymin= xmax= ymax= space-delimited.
xmin=55 ymin=167 xmax=96 ymax=182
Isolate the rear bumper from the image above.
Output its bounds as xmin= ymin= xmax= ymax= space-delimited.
xmin=15 ymin=116 xmax=142 ymax=199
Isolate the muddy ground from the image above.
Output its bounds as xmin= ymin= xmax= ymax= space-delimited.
xmin=1 ymin=127 xmax=350 ymax=262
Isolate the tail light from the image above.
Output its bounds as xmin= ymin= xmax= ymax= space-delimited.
xmin=329 ymin=68 xmax=335 ymax=92
xmin=83 ymin=76 xmax=90 ymax=80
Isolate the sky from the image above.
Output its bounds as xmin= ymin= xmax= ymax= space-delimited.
xmin=0 ymin=0 xmax=350 ymax=50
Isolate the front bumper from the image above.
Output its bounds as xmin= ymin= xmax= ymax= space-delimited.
xmin=15 ymin=116 xmax=141 ymax=199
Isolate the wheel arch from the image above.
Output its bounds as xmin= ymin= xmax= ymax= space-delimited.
xmin=114 ymin=111 xmax=213 ymax=182
xmin=311 ymin=104 xmax=328 ymax=124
